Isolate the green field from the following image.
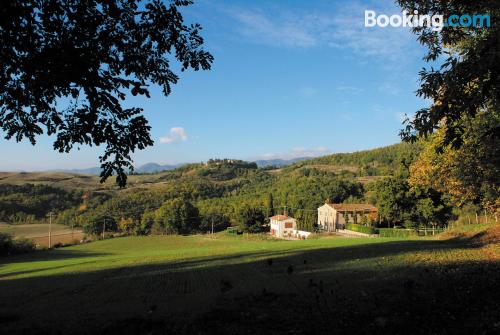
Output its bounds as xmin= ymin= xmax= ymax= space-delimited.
xmin=1 ymin=232 xmax=499 ymax=334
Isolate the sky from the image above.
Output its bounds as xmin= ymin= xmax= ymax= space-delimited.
xmin=0 ymin=0 xmax=431 ymax=171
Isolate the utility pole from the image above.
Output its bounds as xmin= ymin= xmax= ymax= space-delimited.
xmin=211 ymin=217 xmax=214 ymax=235
xmin=102 ymin=218 xmax=106 ymax=239
xmin=48 ymin=212 xmax=52 ymax=249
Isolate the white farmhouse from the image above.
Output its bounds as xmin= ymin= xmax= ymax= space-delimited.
xmin=270 ymin=215 xmax=296 ymax=238
xmin=317 ymin=203 xmax=378 ymax=232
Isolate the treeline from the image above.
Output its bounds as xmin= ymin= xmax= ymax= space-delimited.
xmin=0 ymin=184 xmax=82 ymax=224
xmin=57 ymin=169 xmax=365 ymax=235
xmin=295 ymin=142 xmax=422 ymax=176
xmin=368 ymin=167 xmax=453 ymax=229
xmin=2 ymin=138 xmax=495 ymax=234
xmin=76 ymin=197 xmax=266 ymax=236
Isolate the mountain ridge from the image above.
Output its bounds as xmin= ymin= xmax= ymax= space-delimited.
xmin=40 ymin=157 xmax=311 ymax=175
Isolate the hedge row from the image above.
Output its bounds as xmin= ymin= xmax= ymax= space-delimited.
xmin=343 ymin=225 xmax=443 ymax=238
xmin=378 ymin=228 xmax=417 ymax=238
xmin=0 ymin=233 xmax=36 ymax=256
xmin=345 ymin=223 xmax=378 ymax=235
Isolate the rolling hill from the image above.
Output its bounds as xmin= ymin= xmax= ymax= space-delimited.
xmin=0 ymin=142 xmax=421 ymax=226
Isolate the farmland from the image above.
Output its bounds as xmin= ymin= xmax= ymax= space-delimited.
xmin=1 ymin=227 xmax=499 ymax=334
xmin=0 ymin=223 xmax=84 ymax=248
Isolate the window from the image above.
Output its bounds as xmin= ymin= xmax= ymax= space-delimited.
xmin=285 ymin=222 xmax=293 ymax=229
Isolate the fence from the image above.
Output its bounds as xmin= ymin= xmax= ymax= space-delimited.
xmin=342 ymin=225 xmax=447 ymax=238
xmin=451 ymin=212 xmax=499 ymax=227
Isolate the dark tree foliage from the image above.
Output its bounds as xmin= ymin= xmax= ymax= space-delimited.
xmin=373 ymin=174 xmax=452 ymax=229
xmin=266 ymin=193 xmax=275 ymax=217
xmin=0 ymin=184 xmax=81 ymax=223
xmin=155 ymin=197 xmax=200 ymax=234
xmin=397 ymin=0 xmax=499 ymax=147
xmin=83 ymin=215 xmax=118 ymax=235
xmin=0 ymin=0 xmax=213 ymax=186
xmin=199 ymin=212 xmax=230 ymax=233
xmin=238 ymin=205 xmax=266 ymax=233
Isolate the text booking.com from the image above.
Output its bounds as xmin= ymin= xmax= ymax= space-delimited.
xmin=365 ymin=10 xmax=491 ymax=31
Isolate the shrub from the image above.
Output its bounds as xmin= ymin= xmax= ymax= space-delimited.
xmin=345 ymin=223 xmax=378 ymax=235
xmin=138 ymin=211 xmax=155 ymax=235
xmin=378 ymin=228 xmax=417 ymax=238
xmin=0 ymin=233 xmax=36 ymax=255
xmin=0 ymin=232 xmax=13 ymax=255
xmin=118 ymin=217 xmax=136 ymax=234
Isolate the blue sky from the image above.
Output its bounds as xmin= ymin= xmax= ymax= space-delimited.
xmin=0 ymin=0 xmax=430 ymax=171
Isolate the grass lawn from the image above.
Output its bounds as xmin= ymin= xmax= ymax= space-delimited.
xmin=0 ymin=230 xmax=499 ymax=334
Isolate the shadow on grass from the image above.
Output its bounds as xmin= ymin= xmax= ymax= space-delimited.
xmin=0 ymin=238 xmax=498 ymax=334
xmin=0 ymin=248 xmax=111 ymax=265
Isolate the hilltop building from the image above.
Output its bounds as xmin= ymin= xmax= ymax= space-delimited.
xmin=317 ymin=203 xmax=378 ymax=232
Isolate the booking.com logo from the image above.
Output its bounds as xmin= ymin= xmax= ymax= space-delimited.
xmin=365 ymin=10 xmax=491 ymax=31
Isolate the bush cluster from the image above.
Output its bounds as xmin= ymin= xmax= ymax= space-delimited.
xmin=378 ymin=228 xmax=417 ymax=238
xmin=345 ymin=223 xmax=378 ymax=235
xmin=0 ymin=233 xmax=36 ymax=256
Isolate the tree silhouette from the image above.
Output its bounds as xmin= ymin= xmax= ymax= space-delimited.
xmin=397 ymin=1 xmax=499 ymax=148
xmin=267 ymin=193 xmax=275 ymax=217
xmin=0 ymin=0 xmax=213 ymax=186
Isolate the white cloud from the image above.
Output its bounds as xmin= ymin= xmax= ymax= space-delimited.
xmin=257 ymin=147 xmax=331 ymax=160
xmin=159 ymin=127 xmax=188 ymax=144
xmin=229 ymin=9 xmax=316 ymax=48
xmin=224 ymin=2 xmax=419 ymax=63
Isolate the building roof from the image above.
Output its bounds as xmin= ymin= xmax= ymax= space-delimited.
xmin=325 ymin=203 xmax=377 ymax=212
xmin=270 ymin=215 xmax=295 ymax=221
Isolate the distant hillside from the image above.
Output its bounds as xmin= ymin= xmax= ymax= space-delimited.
xmin=50 ymin=167 xmax=102 ymax=175
xmin=290 ymin=142 xmax=422 ymax=176
xmin=53 ymin=159 xmax=306 ymax=174
xmin=134 ymin=162 xmax=184 ymax=173
xmin=49 ymin=162 xmax=185 ymax=175
xmin=0 ymin=142 xmax=421 ymax=190
xmin=254 ymin=157 xmax=309 ymax=168
xmin=0 ymin=142 xmax=423 ymax=227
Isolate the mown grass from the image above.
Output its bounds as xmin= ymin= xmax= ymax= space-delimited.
xmin=0 ymin=231 xmax=499 ymax=334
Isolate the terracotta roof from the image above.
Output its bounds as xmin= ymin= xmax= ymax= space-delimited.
xmin=325 ymin=203 xmax=377 ymax=212
xmin=270 ymin=215 xmax=294 ymax=221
